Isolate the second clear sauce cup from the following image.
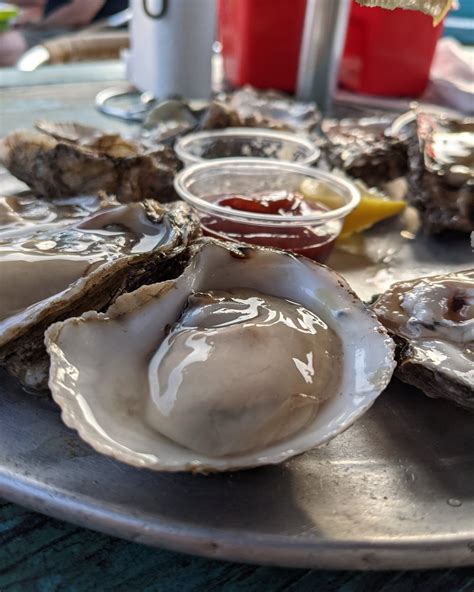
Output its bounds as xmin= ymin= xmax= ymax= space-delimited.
xmin=175 ymin=128 xmax=321 ymax=167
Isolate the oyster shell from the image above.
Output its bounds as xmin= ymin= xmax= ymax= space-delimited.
xmin=0 ymin=200 xmax=199 ymax=389
xmin=0 ymin=125 xmax=181 ymax=202
xmin=372 ymin=270 xmax=474 ymax=410
xmin=227 ymin=86 xmax=321 ymax=134
xmin=322 ymin=117 xmax=409 ymax=187
xmin=406 ymin=112 xmax=474 ymax=234
xmin=198 ymin=89 xmax=320 ymax=135
xmin=45 ymin=239 xmax=396 ymax=472
xmin=141 ymin=87 xmax=321 ymax=144
xmin=35 ymin=120 xmax=106 ymax=144
xmin=142 ymin=100 xmax=202 ymax=143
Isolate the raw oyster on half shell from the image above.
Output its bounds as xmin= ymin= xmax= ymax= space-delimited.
xmin=36 ymin=120 xmax=183 ymax=172
xmin=199 ymin=89 xmax=320 ymax=135
xmin=0 ymin=192 xmax=115 ymax=235
xmin=225 ymin=86 xmax=321 ymax=134
xmin=406 ymin=112 xmax=474 ymax=234
xmin=0 ymin=200 xmax=199 ymax=389
xmin=45 ymin=239 xmax=396 ymax=472
xmin=373 ymin=270 xmax=474 ymax=410
xmin=142 ymin=86 xmax=321 ymax=144
xmin=322 ymin=117 xmax=409 ymax=188
xmin=0 ymin=123 xmax=181 ymax=202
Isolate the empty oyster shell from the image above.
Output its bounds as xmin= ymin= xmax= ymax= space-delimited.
xmin=142 ymin=100 xmax=202 ymax=143
xmin=0 ymin=127 xmax=180 ymax=202
xmin=0 ymin=200 xmax=199 ymax=389
xmin=46 ymin=239 xmax=396 ymax=472
xmin=372 ymin=270 xmax=474 ymax=410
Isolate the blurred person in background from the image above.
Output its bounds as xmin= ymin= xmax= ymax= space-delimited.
xmin=0 ymin=0 xmax=128 ymax=67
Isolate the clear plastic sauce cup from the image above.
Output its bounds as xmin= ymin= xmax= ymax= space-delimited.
xmin=175 ymin=128 xmax=321 ymax=167
xmin=174 ymin=159 xmax=360 ymax=263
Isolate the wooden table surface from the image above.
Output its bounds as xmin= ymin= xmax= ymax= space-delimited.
xmin=1 ymin=65 xmax=474 ymax=590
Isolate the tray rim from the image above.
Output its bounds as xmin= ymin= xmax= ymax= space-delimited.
xmin=2 ymin=467 xmax=474 ymax=570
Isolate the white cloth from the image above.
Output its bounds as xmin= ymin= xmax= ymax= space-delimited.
xmin=429 ymin=37 xmax=474 ymax=114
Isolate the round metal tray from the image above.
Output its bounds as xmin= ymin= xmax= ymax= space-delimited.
xmin=0 ymin=217 xmax=473 ymax=570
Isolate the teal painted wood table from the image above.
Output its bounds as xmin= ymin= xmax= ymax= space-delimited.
xmin=1 ymin=501 xmax=474 ymax=591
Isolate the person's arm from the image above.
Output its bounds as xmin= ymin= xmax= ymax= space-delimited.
xmin=13 ymin=0 xmax=46 ymax=24
xmin=41 ymin=0 xmax=106 ymax=27
xmin=0 ymin=30 xmax=27 ymax=66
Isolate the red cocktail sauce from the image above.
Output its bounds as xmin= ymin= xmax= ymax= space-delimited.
xmin=200 ymin=191 xmax=338 ymax=262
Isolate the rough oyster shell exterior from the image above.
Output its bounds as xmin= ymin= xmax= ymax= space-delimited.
xmin=0 ymin=200 xmax=199 ymax=389
xmin=322 ymin=117 xmax=409 ymax=187
xmin=0 ymin=129 xmax=180 ymax=203
xmin=372 ymin=270 xmax=474 ymax=410
xmin=407 ymin=113 xmax=474 ymax=234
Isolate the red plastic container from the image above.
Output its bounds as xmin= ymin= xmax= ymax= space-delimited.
xmin=219 ymin=0 xmax=307 ymax=92
xmin=340 ymin=3 xmax=444 ymax=97
xmin=219 ymin=0 xmax=444 ymax=97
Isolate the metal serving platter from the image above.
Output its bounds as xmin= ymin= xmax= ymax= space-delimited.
xmin=1 ymin=75 xmax=473 ymax=569
xmin=0 ymin=202 xmax=473 ymax=569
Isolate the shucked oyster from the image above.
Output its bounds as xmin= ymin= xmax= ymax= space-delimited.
xmin=226 ymin=86 xmax=321 ymax=134
xmin=46 ymin=239 xmax=395 ymax=472
xmin=0 ymin=123 xmax=181 ymax=203
xmin=200 ymin=88 xmax=320 ymax=135
xmin=322 ymin=117 xmax=409 ymax=188
xmin=373 ymin=270 xmax=474 ymax=410
xmin=35 ymin=121 xmax=182 ymax=171
xmin=0 ymin=193 xmax=114 ymax=235
xmin=145 ymin=288 xmax=340 ymax=457
xmin=0 ymin=200 xmax=199 ymax=389
xmin=407 ymin=112 xmax=474 ymax=234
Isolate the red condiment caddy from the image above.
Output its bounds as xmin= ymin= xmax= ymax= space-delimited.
xmin=219 ymin=0 xmax=444 ymax=97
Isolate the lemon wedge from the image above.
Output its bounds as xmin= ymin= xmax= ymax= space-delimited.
xmin=300 ymin=178 xmax=406 ymax=237
xmin=355 ymin=0 xmax=452 ymax=26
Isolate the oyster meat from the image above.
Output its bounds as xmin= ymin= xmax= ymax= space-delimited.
xmin=0 ymin=193 xmax=114 ymax=235
xmin=0 ymin=123 xmax=181 ymax=203
xmin=407 ymin=112 xmax=474 ymax=234
xmin=46 ymin=239 xmax=396 ymax=472
xmin=0 ymin=200 xmax=199 ymax=389
xmin=145 ymin=289 xmax=340 ymax=457
xmin=322 ymin=117 xmax=409 ymax=187
xmin=373 ymin=270 xmax=474 ymax=410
